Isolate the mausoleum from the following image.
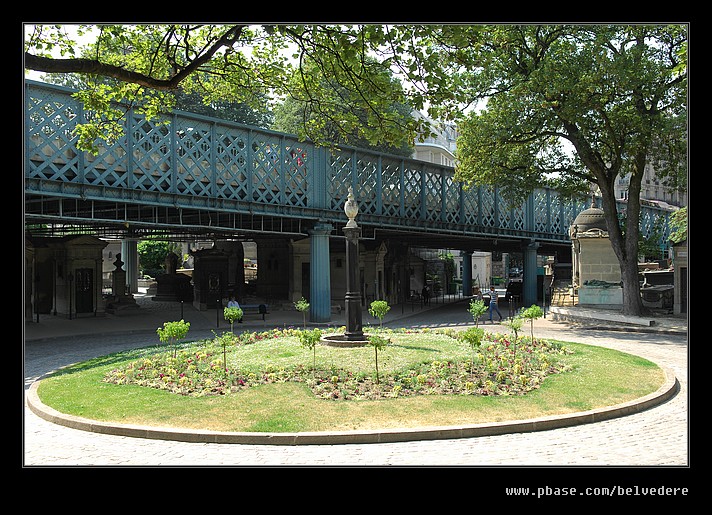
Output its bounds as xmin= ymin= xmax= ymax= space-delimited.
xmin=570 ymin=203 xmax=623 ymax=308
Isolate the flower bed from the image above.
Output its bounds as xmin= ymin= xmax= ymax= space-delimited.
xmin=104 ymin=328 xmax=572 ymax=400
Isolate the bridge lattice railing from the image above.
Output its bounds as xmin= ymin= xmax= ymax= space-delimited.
xmin=25 ymin=80 xmax=671 ymax=244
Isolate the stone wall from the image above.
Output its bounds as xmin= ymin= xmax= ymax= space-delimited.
xmin=578 ymin=238 xmax=621 ymax=285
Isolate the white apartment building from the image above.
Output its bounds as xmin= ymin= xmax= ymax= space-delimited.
xmin=615 ymin=162 xmax=687 ymax=208
xmin=412 ymin=112 xmax=458 ymax=168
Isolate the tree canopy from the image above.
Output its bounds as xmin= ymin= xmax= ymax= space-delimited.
xmin=24 ymin=24 xmax=441 ymax=151
xmin=448 ymin=26 xmax=687 ymax=201
xmin=430 ymin=25 xmax=687 ymax=314
xmin=669 ymin=206 xmax=688 ymax=244
xmin=272 ymin=56 xmax=415 ymax=156
xmin=40 ymin=70 xmax=275 ymax=130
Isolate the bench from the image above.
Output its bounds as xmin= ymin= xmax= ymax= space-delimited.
xmin=240 ymin=304 xmax=270 ymax=321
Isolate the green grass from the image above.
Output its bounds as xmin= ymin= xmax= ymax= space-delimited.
xmin=35 ymin=328 xmax=664 ymax=433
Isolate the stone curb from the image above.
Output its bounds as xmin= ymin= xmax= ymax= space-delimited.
xmin=26 ymin=366 xmax=679 ymax=446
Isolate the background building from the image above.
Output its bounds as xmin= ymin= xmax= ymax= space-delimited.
xmin=412 ymin=112 xmax=459 ymax=167
xmin=615 ymin=162 xmax=687 ymax=208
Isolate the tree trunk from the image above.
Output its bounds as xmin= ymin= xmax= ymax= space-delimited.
xmin=620 ymin=256 xmax=646 ymax=316
xmin=597 ymin=157 xmax=649 ymax=317
xmin=603 ymin=217 xmax=647 ymax=316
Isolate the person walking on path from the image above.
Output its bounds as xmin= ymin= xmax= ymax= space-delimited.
xmin=488 ymin=286 xmax=503 ymax=323
xmin=422 ymin=285 xmax=430 ymax=306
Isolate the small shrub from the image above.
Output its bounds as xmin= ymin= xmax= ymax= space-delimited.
xmin=223 ymin=306 xmax=243 ymax=333
xmin=502 ymin=316 xmax=524 ymax=345
xmin=501 ymin=316 xmax=526 ymax=362
xmin=468 ymin=299 xmax=487 ymax=328
xmin=368 ymin=300 xmax=391 ymax=327
xmin=520 ymin=304 xmax=544 ymax=340
xmin=459 ymin=326 xmax=484 ymax=374
xmin=212 ymin=329 xmax=238 ymax=371
xmin=294 ymin=297 xmax=310 ymax=329
xmin=156 ymin=320 xmax=190 ymax=358
xmin=298 ymin=328 xmax=323 ymax=369
xmin=368 ymin=333 xmax=390 ymax=384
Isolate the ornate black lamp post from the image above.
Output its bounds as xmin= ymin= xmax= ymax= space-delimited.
xmin=343 ymin=187 xmax=364 ymax=341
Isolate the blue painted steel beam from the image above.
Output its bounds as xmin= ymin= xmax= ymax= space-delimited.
xmin=24 ymin=80 xmax=674 ymax=252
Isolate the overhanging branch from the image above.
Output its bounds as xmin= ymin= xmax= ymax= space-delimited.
xmin=25 ymin=54 xmax=181 ymax=89
xmin=24 ymin=25 xmax=247 ymax=91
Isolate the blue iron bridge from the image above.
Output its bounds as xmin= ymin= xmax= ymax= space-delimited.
xmin=24 ymin=79 xmax=672 ymax=254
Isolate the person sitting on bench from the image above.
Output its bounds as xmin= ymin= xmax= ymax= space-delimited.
xmin=227 ymin=296 xmax=243 ymax=323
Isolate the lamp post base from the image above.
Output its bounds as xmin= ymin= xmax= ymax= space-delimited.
xmin=321 ymin=333 xmax=369 ymax=347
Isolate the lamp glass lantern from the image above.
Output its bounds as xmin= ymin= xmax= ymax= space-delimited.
xmin=344 ymin=186 xmax=359 ymax=228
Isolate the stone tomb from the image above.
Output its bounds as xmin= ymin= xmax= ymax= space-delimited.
xmin=26 ymin=234 xmax=108 ymax=319
xmin=152 ymin=252 xmax=193 ymax=302
xmin=570 ymin=204 xmax=623 ymax=308
xmin=105 ymin=253 xmax=139 ymax=314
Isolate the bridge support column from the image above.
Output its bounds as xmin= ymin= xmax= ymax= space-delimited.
xmin=309 ymin=223 xmax=333 ymax=323
xmin=523 ymin=240 xmax=539 ymax=306
xmin=121 ymin=239 xmax=139 ymax=295
xmin=461 ymin=251 xmax=472 ymax=296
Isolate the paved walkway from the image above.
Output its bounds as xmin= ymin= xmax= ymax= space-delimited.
xmin=23 ymin=295 xmax=689 ymax=471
